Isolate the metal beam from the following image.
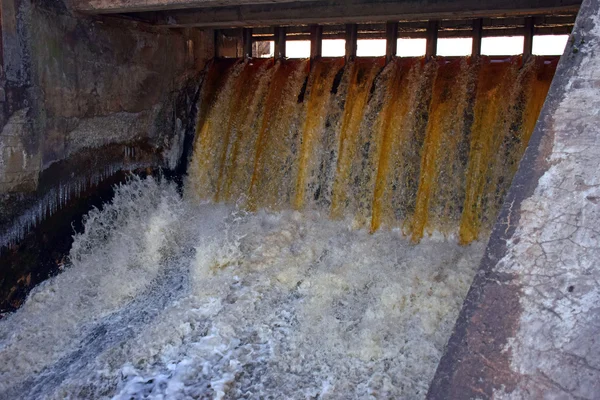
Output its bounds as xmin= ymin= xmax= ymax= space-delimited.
xmin=345 ymin=23 xmax=358 ymax=62
xmin=211 ymin=14 xmax=577 ymax=37
xmin=386 ymin=21 xmax=399 ymax=62
xmin=310 ymin=25 xmax=323 ymax=60
xmin=523 ymin=16 xmax=535 ymax=61
xmin=251 ymin=25 xmax=573 ymax=42
xmin=472 ymin=18 xmax=483 ymax=57
xmin=128 ymin=0 xmax=581 ymax=28
xmin=274 ymin=26 xmax=286 ymax=59
xmin=242 ymin=27 xmax=253 ymax=58
xmin=426 ymin=20 xmax=438 ymax=61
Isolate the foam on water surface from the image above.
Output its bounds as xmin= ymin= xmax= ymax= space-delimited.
xmin=0 ymin=177 xmax=485 ymax=398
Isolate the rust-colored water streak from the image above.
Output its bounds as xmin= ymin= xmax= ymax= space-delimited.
xmin=294 ymin=58 xmax=345 ymax=210
xmin=188 ymin=56 xmax=557 ymax=244
xmin=370 ymin=58 xmax=422 ymax=232
xmin=248 ymin=59 xmax=309 ymax=210
xmin=330 ymin=58 xmax=383 ymax=220
xmin=411 ymin=59 xmax=473 ymax=242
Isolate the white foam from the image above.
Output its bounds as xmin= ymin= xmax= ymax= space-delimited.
xmin=0 ymin=177 xmax=485 ymax=399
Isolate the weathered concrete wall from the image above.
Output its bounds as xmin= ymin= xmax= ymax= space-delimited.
xmin=427 ymin=0 xmax=600 ymax=397
xmin=0 ymin=0 xmax=213 ymax=310
xmin=0 ymin=0 xmax=212 ymax=235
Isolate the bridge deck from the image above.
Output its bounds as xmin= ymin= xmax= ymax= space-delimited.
xmin=73 ymin=0 xmax=581 ymax=28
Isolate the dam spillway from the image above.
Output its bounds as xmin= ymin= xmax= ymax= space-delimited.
xmin=187 ymin=56 xmax=556 ymax=243
xmin=1 ymin=0 xmax=599 ymax=397
xmin=0 ymin=55 xmax=557 ymax=398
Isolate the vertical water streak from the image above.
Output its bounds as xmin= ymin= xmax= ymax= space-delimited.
xmin=218 ymin=59 xmax=276 ymax=202
xmin=459 ymin=57 xmax=521 ymax=244
xmin=248 ymin=59 xmax=309 ymax=210
xmin=294 ymin=58 xmax=345 ymax=210
xmin=330 ymin=59 xmax=384 ymax=220
xmin=377 ymin=60 xmax=435 ymax=233
xmin=371 ymin=59 xmax=416 ymax=231
xmin=411 ymin=59 xmax=473 ymax=242
xmin=186 ymin=59 xmax=244 ymax=201
xmin=481 ymin=56 xmax=557 ymax=233
xmin=520 ymin=57 xmax=557 ymax=156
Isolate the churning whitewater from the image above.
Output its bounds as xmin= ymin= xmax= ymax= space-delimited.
xmin=0 ymin=177 xmax=484 ymax=399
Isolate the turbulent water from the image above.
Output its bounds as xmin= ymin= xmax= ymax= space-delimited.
xmin=188 ymin=56 xmax=556 ymax=243
xmin=0 ymin=55 xmax=557 ymax=398
xmin=0 ymin=177 xmax=484 ymax=398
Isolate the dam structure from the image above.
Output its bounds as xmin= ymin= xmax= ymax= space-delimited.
xmin=0 ymin=0 xmax=598 ymax=398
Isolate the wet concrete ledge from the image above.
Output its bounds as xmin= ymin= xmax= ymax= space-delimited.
xmin=427 ymin=0 xmax=600 ymax=398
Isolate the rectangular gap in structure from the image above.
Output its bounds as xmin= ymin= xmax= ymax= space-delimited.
xmin=286 ymin=40 xmax=311 ymax=58
xmin=357 ymin=39 xmax=386 ymax=57
xmin=481 ymin=36 xmax=524 ymax=56
xmin=533 ymin=35 xmax=569 ymax=55
xmin=322 ymin=39 xmax=346 ymax=57
xmin=253 ymin=41 xmax=274 ymax=58
xmin=437 ymin=38 xmax=473 ymax=56
xmin=396 ymin=38 xmax=426 ymax=57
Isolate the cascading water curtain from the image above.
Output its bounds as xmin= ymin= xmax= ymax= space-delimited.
xmin=187 ymin=55 xmax=556 ymax=244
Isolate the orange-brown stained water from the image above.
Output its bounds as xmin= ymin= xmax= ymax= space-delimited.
xmin=187 ymin=56 xmax=557 ymax=244
xmin=370 ymin=59 xmax=419 ymax=232
xmin=411 ymin=59 xmax=473 ymax=242
xmin=248 ymin=59 xmax=309 ymax=210
xmin=330 ymin=58 xmax=384 ymax=220
xmin=294 ymin=58 xmax=345 ymax=209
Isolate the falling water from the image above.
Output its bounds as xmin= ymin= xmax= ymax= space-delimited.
xmin=0 ymin=55 xmax=558 ymax=399
xmin=188 ymin=55 xmax=556 ymax=243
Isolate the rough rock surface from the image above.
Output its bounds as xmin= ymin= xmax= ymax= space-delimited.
xmin=428 ymin=0 xmax=600 ymax=398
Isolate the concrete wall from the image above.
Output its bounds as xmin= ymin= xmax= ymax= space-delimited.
xmin=0 ymin=0 xmax=213 ymax=310
xmin=0 ymin=0 xmax=212 ymax=244
xmin=427 ymin=0 xmax=600 ymax=397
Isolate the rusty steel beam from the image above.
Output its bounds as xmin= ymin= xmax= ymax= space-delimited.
xmin=386 ymin=21 xmax=399 ymax=62
xmin=425 ymin=20 xmax=439 ymax=60
xmin=125 ymin=0 xmax=581 ymax=28
xmin=251 ymin=25 xmax=574 ymax=42
xmin=246 ymin=15 xmax=575 ymax=38
xmin=310 ymin=25 xmax=323 ymax=60
xmin=242 ymin=27 xmax=253 ymax=58
xmin=345 ymin=23 xmax=358 ymax=61
xmin=472 ymin=18 xmax=483 ymax=56
xmin=274 ymin=26 xmax=286 ymax=59
xmin=523 ymin=16 xmax=535 ymax=61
